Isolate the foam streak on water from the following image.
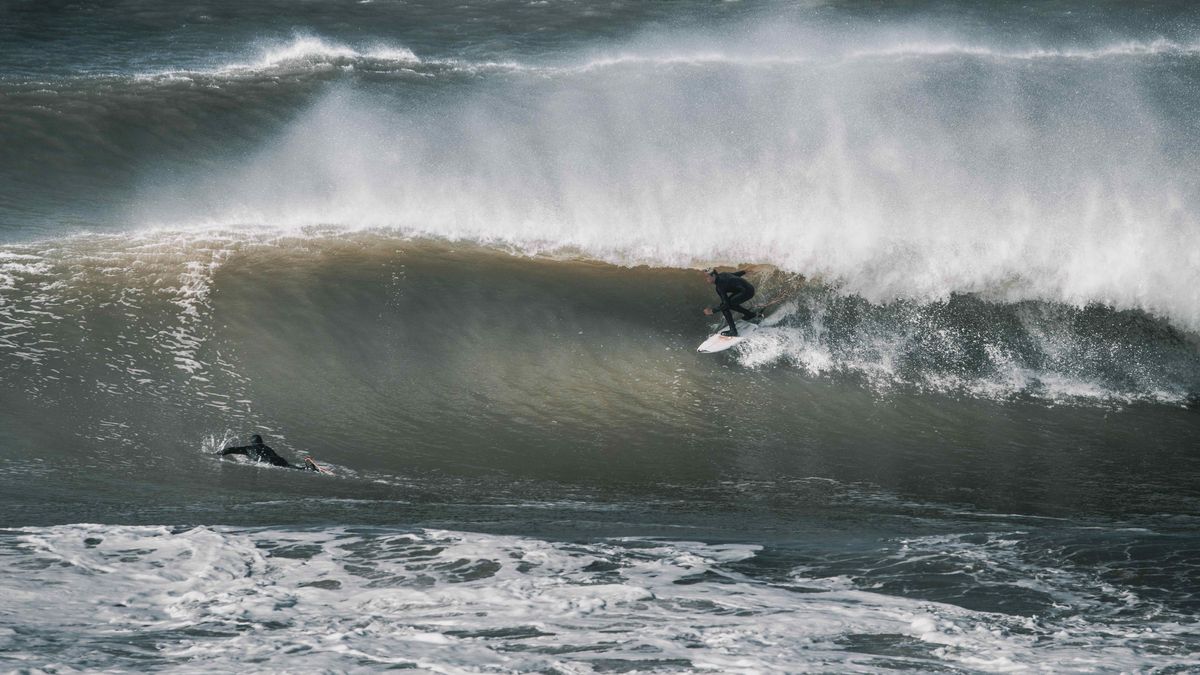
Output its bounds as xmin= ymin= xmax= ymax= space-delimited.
xmin=1 ymin=524 xmax=1195 ymax=673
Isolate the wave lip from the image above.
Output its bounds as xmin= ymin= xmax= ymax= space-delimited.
xmin=235 ymin=36 xmax=421 ymax=71
xmin=130 ymin=35 xmax=527 ymax=83
xmin=573 ymin=36 xmax=1200 ymax=74
xmin=128 ymin=36 xmax=424 ymax=83
xmin=64 ymin=31 xmax=1200 ymax=88
xmin=844 ymin=37 xmax=1200 ymax=61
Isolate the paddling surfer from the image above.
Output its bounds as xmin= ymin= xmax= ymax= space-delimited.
xmin=217 ymin=434 xmax=319 ymax=472
xmin=703 ymin=268 xmax=760 ymax=337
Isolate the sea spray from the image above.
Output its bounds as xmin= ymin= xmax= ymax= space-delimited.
xmin=129 ymin=27 xmax=1200 ymax=332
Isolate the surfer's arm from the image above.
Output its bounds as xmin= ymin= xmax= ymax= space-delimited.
xmin=710 ymin=285 xmax=729 ymax=313
xmin=705 ymin=292 xmax=724 ymax=314
xmin=218 ymin=445 xmax=250 ymax=457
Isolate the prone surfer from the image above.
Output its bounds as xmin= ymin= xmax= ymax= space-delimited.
xmin=703 ymin=268 xmax=760 ymax=337
xmin=217 ymin=434 xmax=319 ymax=472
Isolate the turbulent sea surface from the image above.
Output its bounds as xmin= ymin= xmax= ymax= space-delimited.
xmin=2 ymin=1 xmax=1199 ymax=672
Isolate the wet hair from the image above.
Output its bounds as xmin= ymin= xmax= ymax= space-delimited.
xmin=251 ymin=434 xmax=264 ymax=444
xmin=704 ymin=268 xmax=718 ymax=277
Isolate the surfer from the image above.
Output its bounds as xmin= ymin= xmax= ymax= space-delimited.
xmin=703 ymin=268 xmax=759 ymax=337
xmin=217 ymin=434 xmax=319 ymax=472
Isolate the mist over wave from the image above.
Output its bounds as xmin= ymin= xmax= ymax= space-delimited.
xmin=119 ymin=23 xmax=1200 ymax=332
xmin=5 ymin=6 xmax=1199 ymax=341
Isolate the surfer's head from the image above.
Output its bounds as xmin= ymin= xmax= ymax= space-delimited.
xmin=704 ymin=268 xmax=717 ymax=283
xmin=251 ymin=434 xmax=264 ymax=444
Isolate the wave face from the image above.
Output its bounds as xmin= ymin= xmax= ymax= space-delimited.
xmin=0 ymin=231 xmax=1195 ymax=504
xmin=0 ymin=231 xmax=1196 ymax=523
xmin=0 ymin=233 xmax=1194 ymax=430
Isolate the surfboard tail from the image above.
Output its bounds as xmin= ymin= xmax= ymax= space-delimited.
xmin=303 ymin=456 xmax=331 ymax=474
xmin=697 ymin=321 xmax=759 ymax=353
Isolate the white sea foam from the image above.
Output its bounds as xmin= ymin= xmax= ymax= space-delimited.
xmin=0 ymin=524 xmax=1193 ymax=673
xmin=731 ymin=295 xmax=1192 ymax=404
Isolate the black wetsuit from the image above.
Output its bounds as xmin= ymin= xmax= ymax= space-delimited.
xmin=712 ymin=271 xmax=757 ymax=335
xmin=220 ymin=441 xmax=313 ymax=471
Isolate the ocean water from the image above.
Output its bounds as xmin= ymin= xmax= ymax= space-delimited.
xmin=2 ymin=1 xmax=1199 ymax=672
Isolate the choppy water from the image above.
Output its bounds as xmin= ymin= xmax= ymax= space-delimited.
xmin=2 ymin=1 xmax=1200 ymax=672
xmin=4 ymin=521 xmax=1198 ymax=672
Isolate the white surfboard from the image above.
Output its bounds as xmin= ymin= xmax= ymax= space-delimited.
xmin=697 ymin=321 xmax=758 ymax=353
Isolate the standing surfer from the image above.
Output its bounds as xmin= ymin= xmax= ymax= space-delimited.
xmin=703 ymin=268 xmax=760 ymax=336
